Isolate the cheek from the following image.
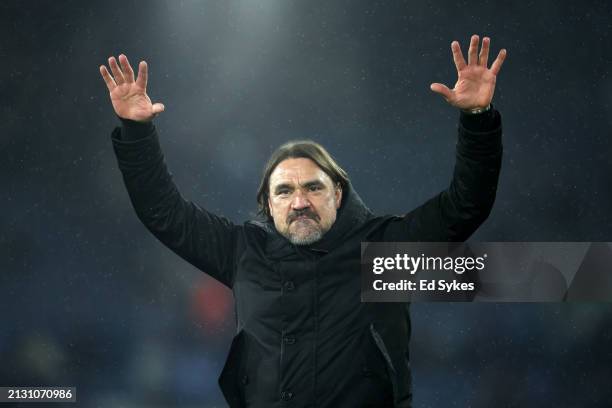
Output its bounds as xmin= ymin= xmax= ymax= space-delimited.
xmin=318 ymin=196 xmax=339 ymax=218
xmin=270 ymin=200 xmax=287 ymax=220
xmin=328 ymin=194 xmax=339 ymax=209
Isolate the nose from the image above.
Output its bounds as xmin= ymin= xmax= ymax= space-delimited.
xmin=291 ymin=190 xmax=311 ymax=210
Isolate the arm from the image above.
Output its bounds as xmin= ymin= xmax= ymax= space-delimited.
xmin=101 ymin=55 xmax=237 ymax=287
xmin=381 ymin=35 xmax=506 ymax=242
xmin=382 ymin=108 xmax=502 ymax=241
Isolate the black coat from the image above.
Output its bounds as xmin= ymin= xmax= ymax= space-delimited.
xmin=111 ymin=108 xmax=502 ymax=407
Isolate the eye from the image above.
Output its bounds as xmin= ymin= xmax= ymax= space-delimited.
xmin=277 ymin=189 xmax=290 ymax=196
xmin=308 ymin=185 xmax=322 ymax=192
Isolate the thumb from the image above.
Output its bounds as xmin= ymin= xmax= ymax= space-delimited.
xmin=430 ymin=83 xmax=453 ymax=101
xmin=152 ymin=103 xmax=165 ymax=116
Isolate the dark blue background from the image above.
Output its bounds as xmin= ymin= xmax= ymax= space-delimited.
xmin=2 ymin=1 xmax=611 ymax=406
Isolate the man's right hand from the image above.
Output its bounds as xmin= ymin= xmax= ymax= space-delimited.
xmin=99 ymin=55 xmax=165 ymax=122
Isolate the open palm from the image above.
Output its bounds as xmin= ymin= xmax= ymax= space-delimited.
xmin=99 ymin=55 xmax=165 ymax=122
xmin=431 ymin=35 xmax=507 ymax=111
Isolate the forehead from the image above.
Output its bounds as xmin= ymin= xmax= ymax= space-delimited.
xmin=269 ymin=158 xmax=332 ymax=187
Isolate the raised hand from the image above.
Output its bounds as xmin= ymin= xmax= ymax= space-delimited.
xmin=99 ymin=55 xmax=165 ymax=122
xmin=430 ymin=35 xmax=507 ymax=111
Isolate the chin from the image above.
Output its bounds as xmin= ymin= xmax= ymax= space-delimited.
xmin=287 ymin=226 xmax=323 ymax=246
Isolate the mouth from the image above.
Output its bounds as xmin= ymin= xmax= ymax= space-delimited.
xmin=289 ymin=214 xmax=318 ymax=224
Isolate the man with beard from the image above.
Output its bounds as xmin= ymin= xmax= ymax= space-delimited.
xmin=101 ymin=35 xmax=506 ymax=407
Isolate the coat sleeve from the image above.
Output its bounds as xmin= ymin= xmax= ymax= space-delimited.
xmin=110 ymin=120 xmax=238 ymax=288
xmin=379 ymin=107 xmax=503 ymax=242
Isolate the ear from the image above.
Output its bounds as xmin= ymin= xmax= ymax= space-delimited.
xmin=268 ymin=196 xmax=273 ymax=217
xmin=335 ymin=184 xmax=343 ymax=209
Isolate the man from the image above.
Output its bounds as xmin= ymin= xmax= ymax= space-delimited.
xmin=100 ymin=34 xmax=506 ymax=407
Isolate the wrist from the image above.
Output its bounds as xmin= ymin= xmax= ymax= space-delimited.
xmin=459 ymin=103 xmax=499 ymax=132
xmin=461 ymin=104 xmax=491 ymax=115
xmin=119 ymin=117 xmax=155 ymax=141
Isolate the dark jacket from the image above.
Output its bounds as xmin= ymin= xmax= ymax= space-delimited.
xmin=111 ymin=108 xmax=502 ymax=408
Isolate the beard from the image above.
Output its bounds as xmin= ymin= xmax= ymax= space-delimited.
xmin=280 ymin=210 xmax=329 ymax=245
xmin=285 ymin=218 xmax=324 ymax=245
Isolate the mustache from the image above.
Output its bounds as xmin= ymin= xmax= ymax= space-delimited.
xmin=287 ymin=209 xmax=320 ymax=224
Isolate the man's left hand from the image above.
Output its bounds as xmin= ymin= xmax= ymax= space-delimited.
xmin=430 ymin=35 xmax=507 ymax=111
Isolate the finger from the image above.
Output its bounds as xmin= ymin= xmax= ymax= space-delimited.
xmin=108 ymin=56 xmax=125 ymax=85
xmin=430 ymin=83 xmax=453 ymax=101
xmin=451 ymin=41 xmax=467 ymax=72
xmin=479 ymin=36 xmax=490 ymax=67
xmin=490 ymin=48 xmax=507 ymax=76
xmin=467 ymin=34 xmax=479 ymax=66
xmin=118 ymin=54 xmax=135 ymax=83
xmin=135 ymin=61 xmax=148 ymax=90
xmin=152 ymin=103 xmax=165 ymax=116
xmin=99 ymin=65 xmax=117 ymax=92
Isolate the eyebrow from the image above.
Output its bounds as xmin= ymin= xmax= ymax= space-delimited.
xmin=273 ymin=183 xmax=294 ymax=194
xmin=303 ymin=180 xmax=325 ymax=189
xmin=272 ymin=180 xmax=326 ymax=194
